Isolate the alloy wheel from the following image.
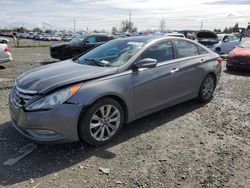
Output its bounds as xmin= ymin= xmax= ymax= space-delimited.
xmin=201 ymin=76 xmax=214 ymax=99
xmin=90 ymin=105 xmax=121 ymax=141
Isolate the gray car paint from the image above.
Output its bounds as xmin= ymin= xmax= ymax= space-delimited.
xmin=9 ymin=36 xmax=221 ymax=143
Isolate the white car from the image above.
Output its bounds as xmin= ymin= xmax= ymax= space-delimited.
xmin=0 ymin=44 xmax=13 ymax=64
xmin=165 ymin=32 xmax=185 ymax=38
xmin=196 ymin=31 xmax=240 ymax=54
xmin=212 ymin=34 xmax=240 ymax=54
xmin=0 ymin=37 xmax=9 ymax=43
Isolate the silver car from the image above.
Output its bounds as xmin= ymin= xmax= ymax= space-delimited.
xmin=0 ymin=43 xmax=12 ymax=64
xmin=9 ymin=36 xmax=222 ymax=145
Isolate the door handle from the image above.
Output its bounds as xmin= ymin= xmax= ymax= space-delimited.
xmin=199 ymin=58 xmax=205 ymax=63
xmin=170 ymin=68 xmax=179 ymax=74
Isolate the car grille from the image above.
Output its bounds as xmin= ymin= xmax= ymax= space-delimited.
xmin=12 ymin=86 xmax=38 ymax=108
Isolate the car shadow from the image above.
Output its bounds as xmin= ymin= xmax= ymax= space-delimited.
xmin=39 ymin=60 xmax=59 ymax=65
xmin=224 ymin=69 xmax=250 ymax=77
xmin=0 ymin=65 xmax=6 ymax=70
xmin=0 ymin=99 xmax=204 ymax=186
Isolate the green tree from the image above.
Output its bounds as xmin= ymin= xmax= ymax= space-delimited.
xmin=223 ymin=27 xmax=229 ymax=33
xmin=33 ymin=27 xmax=43 ymax=32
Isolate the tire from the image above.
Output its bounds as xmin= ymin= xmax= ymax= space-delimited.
xmin=198 ymin=74 xmax=216 ymax=103
xmin=226 ymin=64 xmax=233 ymax=71
xmin=79 ymin=98 xmax=124 ymax=146
xmin=2 ymin=40 xmax=7 ymax=43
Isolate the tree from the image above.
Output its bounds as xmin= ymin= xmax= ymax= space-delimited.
xmin=159 ymin=19 xmax=166 ymax=33
xmin=223 ymin=27 xmax=229 ymax=34
xmin=214 ymin=28 xmax=222 ymax=33
xmin=120 ymin=20 xmax=137 ymax=32
xmin=15 ymin=27 xmax=28 ymax=33
xmin=232 ymin=22 xmax=239 ymax=32
xmin=112 ymin=26 xmax=118 ymax=34
xmin=33 ymin=27 xmax=43 ymax=32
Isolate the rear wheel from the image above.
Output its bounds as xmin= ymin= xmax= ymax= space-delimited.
xmin=198 ymin=74 xmax=216 ymax=102
xmin=2 ymin=40 xmax=7 ymax=43
xmin=79 ymin=98 xmax=124 ymax=146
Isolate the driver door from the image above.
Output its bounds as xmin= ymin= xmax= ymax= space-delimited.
xmin=133 ymin=40 xmax=181 ymax=115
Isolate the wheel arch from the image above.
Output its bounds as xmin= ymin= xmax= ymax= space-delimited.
xmin=77 ymin=94 xmax=129 ymax=135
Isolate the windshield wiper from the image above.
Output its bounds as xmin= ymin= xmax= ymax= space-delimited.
xmin=84 ymin=59 xmax=109 ymax=67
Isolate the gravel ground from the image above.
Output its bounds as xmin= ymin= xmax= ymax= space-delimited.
xmin=0 ymin=40 xmax=249 ymax=188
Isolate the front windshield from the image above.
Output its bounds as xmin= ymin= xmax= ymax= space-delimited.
xmin=70 ymin=35 xmax=85 ymax=43
xmin=217 ymin=34 xmax=224 ymax=41
xmin=77 ymin=39 xmax=145 ymax=67
xmin=239 ymin=39 xmax=250 ymax=48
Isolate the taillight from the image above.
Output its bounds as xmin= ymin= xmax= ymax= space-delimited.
xmin=216 ymin=57 xmax=223 ymax=64
xmin=4 ymin=47 xmax=10 ymax=53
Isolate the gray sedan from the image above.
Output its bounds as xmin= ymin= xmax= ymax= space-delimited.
xmin=9 ymin=36 xmax=222 ymax=145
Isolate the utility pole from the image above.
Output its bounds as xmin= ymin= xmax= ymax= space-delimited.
xmin=200 ymin=21 xmax=203 ymax=30
xmin=74 ymin=17 xmax=76 ymax=33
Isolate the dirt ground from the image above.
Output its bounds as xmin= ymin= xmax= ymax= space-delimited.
xmin=0 ymin=39 xmax=249 ymax=188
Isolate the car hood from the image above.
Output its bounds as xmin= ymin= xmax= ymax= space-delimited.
xmin=196 ymin=30 xmax=218 ymax=39
xmin=231 ymin=47 xmax=250 ymax=56
xmin=16 ymin=60 xmax=118 ymax=94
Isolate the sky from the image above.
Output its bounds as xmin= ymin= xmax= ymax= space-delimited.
xmin=0 ymin=0 xmax=250 ymax=32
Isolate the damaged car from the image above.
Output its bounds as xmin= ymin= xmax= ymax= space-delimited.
xmin=196 ymin=30 xmax=240 ymax=54
xmin=9 ymin=36 xmax=221 ymax=145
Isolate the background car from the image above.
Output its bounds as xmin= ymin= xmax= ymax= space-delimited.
xmin=226 ymin=38 xmax=250 ymax=70
xmin=50 ymin=33 xmax=115 ymax=60
xmin=165 ymin=32 xmax=185 ymax=38
xmin=9 ymin=36 xmax=221 ymax=145
xmin=0 ymin=43 xmax=12 ymax=64
xmin=0 ymin=37 xmax=9 ymax=43
xmin=196 ymin=30 xmax=220 ymax=51
xmin=214 ymin=34 xmax=240 ymax=54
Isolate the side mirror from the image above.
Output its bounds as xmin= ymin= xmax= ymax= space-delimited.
xmin=133 ymin=58 xmax=157 ymax=70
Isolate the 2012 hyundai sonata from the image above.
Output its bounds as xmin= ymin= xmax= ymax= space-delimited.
xmin=9 ymin=36 xmax=222 ymax=145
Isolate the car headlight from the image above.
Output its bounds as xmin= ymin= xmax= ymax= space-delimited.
xmin=26 ymin=83 xmax=82 ymax=111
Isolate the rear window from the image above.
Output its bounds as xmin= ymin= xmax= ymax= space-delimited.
xmin=174 ymin=40 xmax=199 ymax=58
xmin=197 ymin=46 xmax=209 ymax=55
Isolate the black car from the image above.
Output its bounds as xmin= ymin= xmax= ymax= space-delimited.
xmin=50 ymin=34 xmax=115 ymax=60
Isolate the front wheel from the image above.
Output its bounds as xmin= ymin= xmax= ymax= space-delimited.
xmin=198 ymin=74 xmax=216 ymax=103
xmin=79 ymin=98 xmax=124 ymax=146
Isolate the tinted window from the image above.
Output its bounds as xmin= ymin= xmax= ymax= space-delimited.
xmin=197 ymin=46 xmax=209 ymax=55
xmin=98 ymin=36 xmax=109 ymax=42
xmin=174 ymin=40 xmax=199 ymax=58
xmin=141 ymin=41 xmax=174 ymax=63
xmin=85 ymin=36 xmax=96 ymax=44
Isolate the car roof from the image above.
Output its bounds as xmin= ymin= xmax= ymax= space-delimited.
xmin=114 ymin=35 xmax=167 ymax=43
xmin=114 ymin=35 xmax=192 ymax=44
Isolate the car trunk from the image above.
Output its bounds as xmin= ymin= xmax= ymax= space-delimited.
xmin=196 ymin=31 xmax=219 ymax=46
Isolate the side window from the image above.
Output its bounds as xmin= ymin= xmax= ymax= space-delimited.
xmin=174 ymin=40 xmax=199 ymax=58
xmin=228 ymin=35 xmax=238 ymax=41
xmin=197 ymin=45 xmax=209 ymax=55
xmin=98 ymin=36 xmax=108 ymax=42
xmin=85 ymin=36 xmax=97 ymax=44
xmin=140 ymin=41 xmax=174 ymax=63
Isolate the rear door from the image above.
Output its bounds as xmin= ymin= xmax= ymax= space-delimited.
xmin=133 ymin=40 xmax=183 ymax=115
xmin=172 ymin=39 xmax=209 ymax=97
